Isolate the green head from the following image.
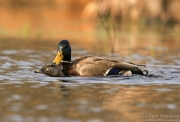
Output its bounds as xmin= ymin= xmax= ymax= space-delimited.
xmin=53 ymin=40 xmax=71 ymax=65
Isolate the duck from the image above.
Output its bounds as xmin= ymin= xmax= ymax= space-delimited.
xmin=48 ymin=40 xmax=148 ymax=77
xmin=34 ymin=62 xmax=65 ymax=77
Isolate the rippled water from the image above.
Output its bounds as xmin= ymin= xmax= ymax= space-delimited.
xmin=0 ymin=40 xmax=180 ymax=122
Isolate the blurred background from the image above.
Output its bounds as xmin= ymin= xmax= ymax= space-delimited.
xmin=0 ymin=0 xmax=180 ymax=55
xmin=1 ymin=1 xmax=180 ymax=122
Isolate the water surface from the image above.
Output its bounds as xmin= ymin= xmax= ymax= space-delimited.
xmin=0 ymin=39 xmax=180 ymax=122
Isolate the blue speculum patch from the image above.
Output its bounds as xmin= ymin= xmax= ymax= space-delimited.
xmin=106 ymin=68 xmax=121 ymax=75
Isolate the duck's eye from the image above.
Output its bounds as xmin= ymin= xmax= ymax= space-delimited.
xmin=45 ymin=70 xmax=49 ymax=74
xmin=64 ymin=45 xmax=68 ymax=49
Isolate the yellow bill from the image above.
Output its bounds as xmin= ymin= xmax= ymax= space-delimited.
xmin=53 ymin=51 xmax=64 ymax=65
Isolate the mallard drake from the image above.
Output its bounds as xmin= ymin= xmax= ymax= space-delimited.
xmin=50 ymin=40 xmax=148 ymax=77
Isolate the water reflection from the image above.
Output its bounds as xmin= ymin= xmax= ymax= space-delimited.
xmin=0 ymin=81 xmax=180 ymax=122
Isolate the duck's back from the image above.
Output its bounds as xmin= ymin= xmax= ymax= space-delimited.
xmin=68 ymin=56 xmax=141 ymax=76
